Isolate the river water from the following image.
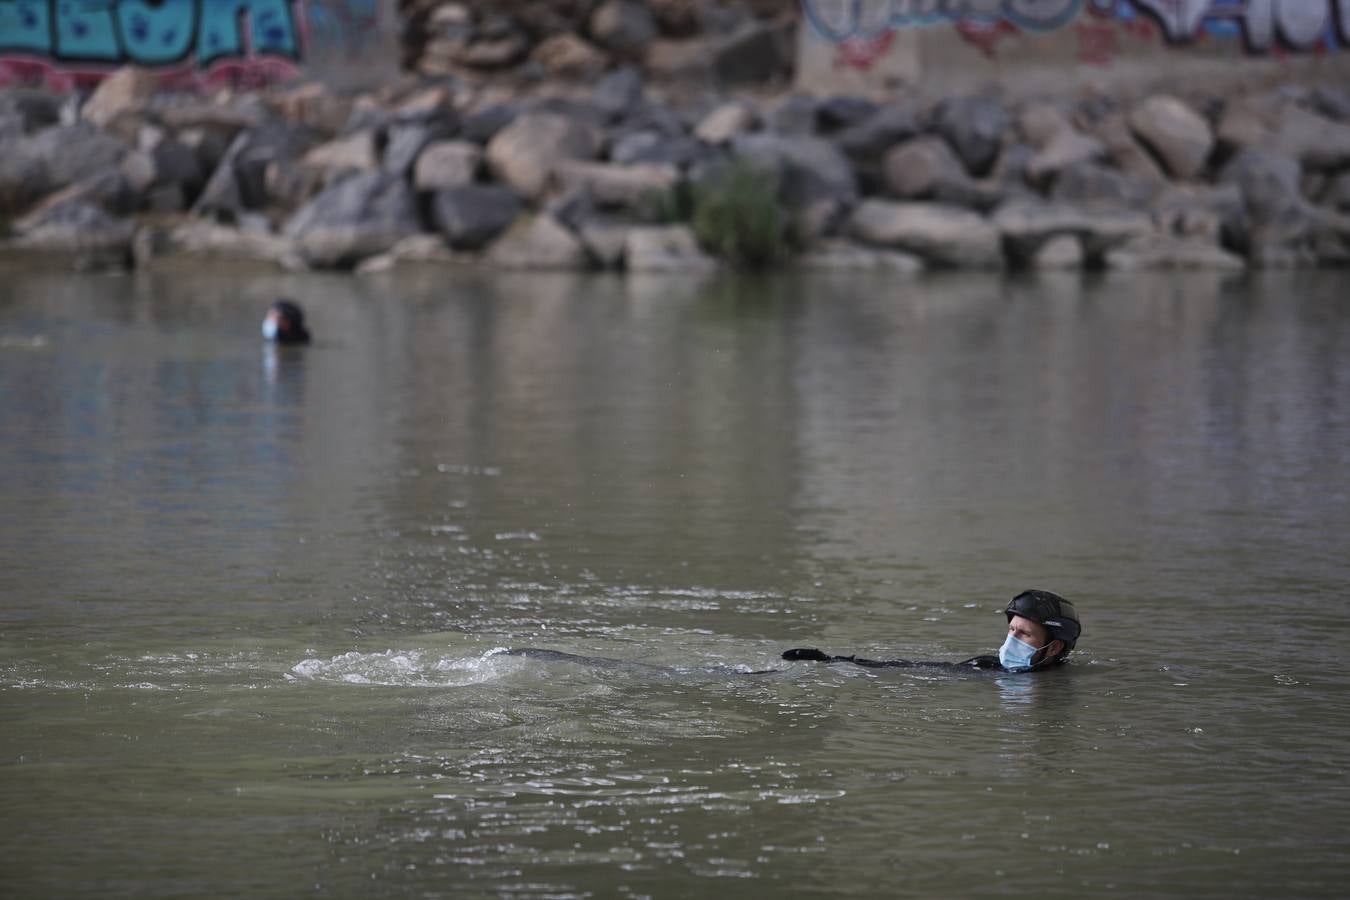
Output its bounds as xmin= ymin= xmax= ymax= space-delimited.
xmin=2 ymin=267 xmax=1348 ymax=898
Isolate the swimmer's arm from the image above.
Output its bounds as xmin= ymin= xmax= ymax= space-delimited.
xmin=782 ymin=648 xmax=1003 ymax=670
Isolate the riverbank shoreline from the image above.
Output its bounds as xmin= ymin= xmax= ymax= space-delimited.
xmin=2 ymin=64 xmax=1349 ymax=276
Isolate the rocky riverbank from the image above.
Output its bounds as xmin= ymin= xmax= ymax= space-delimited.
xmin=2 ymin=60 xmax=1350 ymax=274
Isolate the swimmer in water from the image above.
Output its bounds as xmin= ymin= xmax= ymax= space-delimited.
xmin=262 ymin=300 xmax=311 ymax=345
xmin=782 ymin=589 xmax=1081 ymax=673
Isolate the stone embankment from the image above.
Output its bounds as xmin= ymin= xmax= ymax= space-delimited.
xmin=2 ymin=59 xmax=1350 ymax=273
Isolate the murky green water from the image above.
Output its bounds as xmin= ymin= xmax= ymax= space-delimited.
xmin=2 ymin=267 xmax=1348 ymax=898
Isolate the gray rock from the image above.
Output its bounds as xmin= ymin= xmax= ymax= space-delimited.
xmin=590 ymin=0 xmax=657 ymax=54
xmin=694 ymin=102 xmax=758 ymax=145
xmin=11 ymin=198 xmax=134 ymax=254
xmin=551 ymin=160 xmax=679 ymax=217
xmin=355 ymin=234 xmax=467 ymax=274
xmin=461 ymin=105 xmax=518 ymax=145
xmin=283 ymin=171 xmax=421 ymax=268
xmin=1310 ymin=86 xmax=1350 ymax=123
xmin=414 ymin=141 xmax=482 ymax=191
xmin=850 ymin=199 xmax=1003 ymax=268
xmin=935 ymin=95 xmax=1010 ymax=177
xmin=1267 ymin=104 xmax=1350 ymax=171
xmin=80 ymin=66 xmax=158 ymax=129
xmin=882 ymin=136 xmax=1000 ymax=210
xmin=231 ymin=121 xmax=322 ymax=211
xmin=152 ymin=139 xmax=205 ymax=196
xmin=593 ymin=67 xmax=646 ymax=122
xmin=1128 ymin=95 xmax=1213 ymax=180
xmin=609 ymin=130 xmax=701 ymax=167
xmin=487 ymin=214 xmax=589 ymax=270
xmin=0 ymin=124 xmax=127 ymax=213
xmin=991 ymin=198 xmax=1154 ymax=262
xmin=487 ymin=112 xmax=601 ymax=200
xmin=1030 ymin=234 xmax=1083 ymax=269
xmin=430 ymin=184 xmax=522 ymax=250
xmin=795 ymin=238 xmax=924 ymax=272
xmin=1016 ymin=102 xmax=1073 ymax=149
xmin=832 ymin=103 xmax=922 ymax=163
xmin=1150 ymin=184 xmax=1242 ymax=240
xmin=1104 ymin=234 xmax=1246 ymax=270
xmin=1092 ymin=112 xmax=1167 ymax=182
xmin=1051 ymin=162 xmax=1159 ymax=209
xmin=384 ymin=111 xmax=459 ymax=175
xmin=302 ymin=131 xmax=380 ymax=174
xmin=120 ymin=150 xmax=158 ymax=194
xmin=625 ymin=224 xmax=718 ymax=272
xmin=0 ymin=89 xmax=62 ymax=134
xmin=131 ymin=219 xmax=299 ymax=271
xmin=767 ymin=95 xmax=819 ymax=136
xmin=532 ymin=33 xmax=608 ymax=79
xmin=819 ymin=96 xmax=880 ymax=132
xmin=1025 ymin=129 xmax=1104 ymax=184
xmin=732 ymin=133 xmax=857 ymax=210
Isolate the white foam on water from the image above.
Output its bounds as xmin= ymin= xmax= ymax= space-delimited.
xmin=288 ymin=648 xmax=509 ymax=687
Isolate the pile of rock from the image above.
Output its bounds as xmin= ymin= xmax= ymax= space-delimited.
xmin=400 ymin=0 xmax=795 ymax=86
xmin=2 ymin=62 xmax=1349 ymax=273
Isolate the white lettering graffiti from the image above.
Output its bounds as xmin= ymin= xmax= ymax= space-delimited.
xmin=801 ymin=0 xmax=1350 ymax=52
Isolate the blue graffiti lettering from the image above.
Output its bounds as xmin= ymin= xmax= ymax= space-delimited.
xmin=801 ymin=0 xmax=1084 ymax=42
xmin=0 ymin=0 xmax=301 ymax=65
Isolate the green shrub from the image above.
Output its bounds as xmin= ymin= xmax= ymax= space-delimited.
xmin=688 ymin=161 xmax=786 ymax=269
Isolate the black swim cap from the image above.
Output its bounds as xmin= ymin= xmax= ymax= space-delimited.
xmin=1005 ymin=589 xmax=1080 ymax=650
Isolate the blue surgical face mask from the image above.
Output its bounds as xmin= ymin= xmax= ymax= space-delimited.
xmin=999 ymin=633 xmax=1051 ymax=672
xmin=262 ymin=315 xmax=279 ymax=341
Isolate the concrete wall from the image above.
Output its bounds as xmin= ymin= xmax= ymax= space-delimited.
xmin=0 ymin=0 xmax=398 ymax=90
xmin=796 ymin=0 xmax=1350 ymax=98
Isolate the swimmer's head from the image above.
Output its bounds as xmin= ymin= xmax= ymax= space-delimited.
xmin=263 ymin=300 xmax=311 ymax=345
xmin=1003 ymin=589 xmax=1080 ymax=669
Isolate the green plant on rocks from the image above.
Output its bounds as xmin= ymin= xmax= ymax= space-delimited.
xmin=687 ymin=160 xmax=786 ymax=269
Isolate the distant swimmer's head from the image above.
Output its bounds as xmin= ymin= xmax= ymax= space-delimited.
xmin=1000 ymin=589 xmax=1080 ymax=672
xmin=263 ymin=300 xmax=311 ymax=345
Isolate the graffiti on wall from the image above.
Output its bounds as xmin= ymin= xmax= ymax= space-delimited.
xmin=0 ymin=0 xmax=380 ymax=89
xmin=803 ymin=0 xmax=1350 ymax=61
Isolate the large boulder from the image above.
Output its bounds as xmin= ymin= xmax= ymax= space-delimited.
xmin=532 ymin=33 xmax=608 ymax=78
xmin=0 ymin=124 xmax=127 ymax=214
xmin=383 ymin=110 xmax=459 ymax=176
xmin=0 ymin=89 xmax=63 ymax=135
xmin=1092 ymin=112 xmax=1167 ymax=182
xmin=1051 ymin=162 xmax=1159 ymax=209
xmin=131 ymin=219 xmax=300 ymax=271
xmin=1267 ymin=104 xmax=1350 ymax=172
xmin=832 ymin=102 xmax=922 ymax=164
xmin=301 ymin=131 xmax=380 ymax=175
xmin=795 ymin=238 xmax=924 ymax=272
xmin=934 ymin=95 xmax=1010 ymax=177
xmin=1215 ymin=147 xmax=1350 ymax=266
xmin=1025 ymin=128 xmax=1105 ymax=185
xmin=850 ymin=199 xmax=1002 ymax=268
xmin=282 ymin=171 xmax=421 ymax=268
xmin=991 ymin=198 xmax=1154 ymax=262
xmin=592 ymin=67 xmax=646 ymax=122
xmin=486 ymin=112 xmax=601 ymax=201
xmin=486 ymin=213 xmax=589 ymax=269
xmin=694 ymin=102 xmax=758 ymax=145
xmin=194 ymin=121 xmax=321 ymax=219
xmin=590 ymin=0 xmax=658 ymax=54
xmin=7 ymin=199 xmax=135 ymax=267
xmin=414 ymin=141 xmax=483 ymax=191
xmin=881 ymin=136 xmax=1001 ymax=210
xmin=1104 ymin=234 xmax=1246 ymax=270
xmin=1128 ymin=95 xmax=1213 ymax=180
xmin=430 ymin=185 xmax=523 ymax=250
xmin=624 ymin=224 xmax=718 ymax=272
xmin=731 ymin=133 xmax=857 ymax=210
xmin=551 ymin=160 xmax=680 ymax=217
xmin=80 ymin=66 xmax=158 ymax=129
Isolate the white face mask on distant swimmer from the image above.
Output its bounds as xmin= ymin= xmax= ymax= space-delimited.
xmin=999 ymin=634 xmax=1049 ymax=672
xmin=262 ymin=314 xmax=279 ymax=340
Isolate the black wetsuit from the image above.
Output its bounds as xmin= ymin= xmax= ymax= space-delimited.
xmin=781 ymin=648 xmax=1005 ymax=670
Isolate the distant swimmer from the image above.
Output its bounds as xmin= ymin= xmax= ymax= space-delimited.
xmin=783 ymin=589 xmax=1081 ymax=674
xmin=262 ymin=299 xmax=311 ymax=345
